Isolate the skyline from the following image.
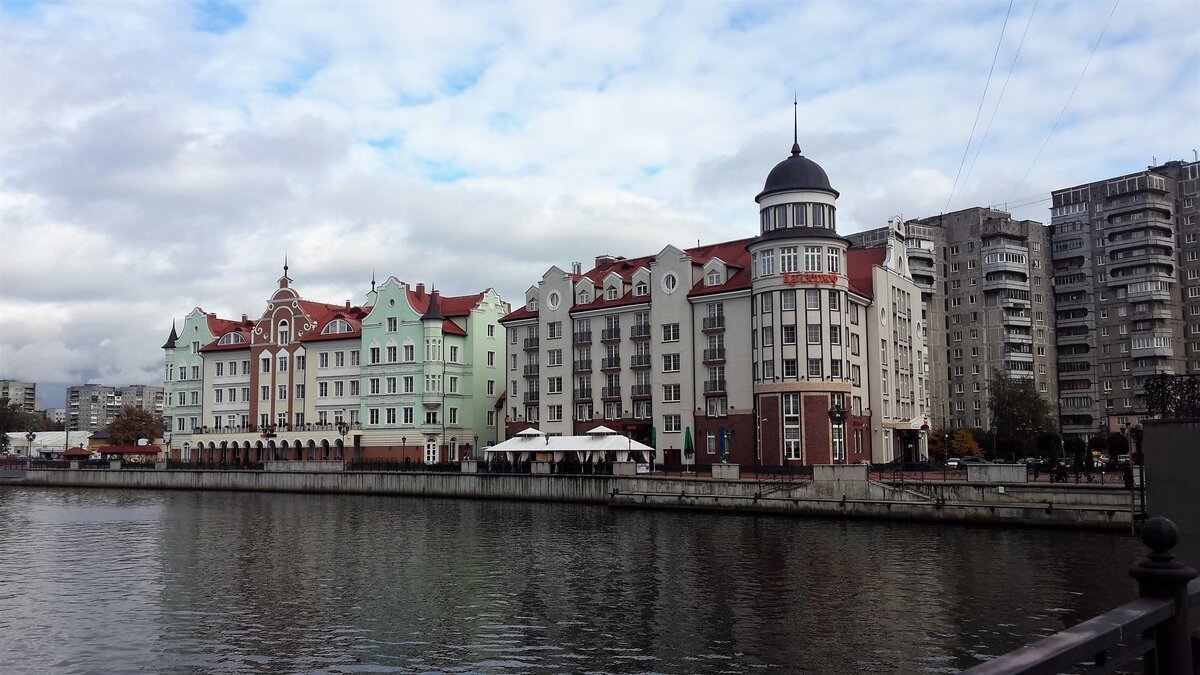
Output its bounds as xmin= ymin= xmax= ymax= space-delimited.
xmin=2 ymin=0 xmax=1198 ymax=407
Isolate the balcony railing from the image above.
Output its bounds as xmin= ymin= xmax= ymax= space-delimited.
xmin=703 ymin=379 xmax=726 ymax=393
xmin=630 ymin=324 xmax=652 ymax=339
xmin=630 ymin=384 xmax=652 ymax=398
xmin=523 ymin=365 xmax=539 ymax=377
xmin=703 ymin=348 xmax=726 ymax=362
xmin=573 ymin=331 xmax=592 ymax=344
xmin=573 ymin=388 xmax=592 ymax=400
xmin=630 ymin=354 xmax=651 ymax=368
xmin=601 ymin=328 xmax=622 ymax=342
xmin=190 ymin=422 xmax=363 ymax=436
xmin=601 ymin=386 xmax=622 ymax=399
xmin=523 ymin=337 xmax=539 ymax=350
xmin=573 ymin=359 xmax=592 ymax=371
xmin=523 ymin=391 xmax=540 ymax=403
xmin=702 ymin=316 xmax=726 ymax=331
xmin=601 ymin=356 xmax=621 ymax=370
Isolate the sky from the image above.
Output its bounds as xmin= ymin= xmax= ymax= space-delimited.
xmin=1 ymin=0 xmax=1198 ymax=408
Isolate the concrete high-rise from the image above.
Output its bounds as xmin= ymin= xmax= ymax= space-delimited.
xmin=849 ymin=207 xmax=1057 ymax=434
xmin=67 ymin=384 xmax=164 ymax=432
xmin=0 ymin=380 xmax=37 ymax=413
xmin=1050 ymin=159 xmax=1200 ymax=442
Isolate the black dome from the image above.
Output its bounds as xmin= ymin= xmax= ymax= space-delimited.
xmin=756 ymin=145 xmax=838 ymax=201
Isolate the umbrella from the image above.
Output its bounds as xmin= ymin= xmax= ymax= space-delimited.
xmin=683 ymin=426 xmax=693 ymax=459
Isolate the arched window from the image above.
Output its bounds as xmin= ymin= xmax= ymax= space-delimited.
xmin=278 ymin=320 xmax=290 ymax=345
xmin=606 ymin=286 xmax=618 ymax=300
xmin=707 ymin=270 xmax=722 ymax=286
xmin=579 ymin=291 xmax=590 ymax=304
xmin=217 ymin=332 xmax=246 ymax=345
xmin=634 ymin=281 xmax=648 ymax=296
xmin=322 ymin=319 xmax=351 ymax=335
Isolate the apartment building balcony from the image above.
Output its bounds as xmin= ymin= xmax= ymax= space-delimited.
xmin=573 ymin=359 xmax=593 ymax=372
xmin=523 ymin=391 xmax=540 ymax=404
xmin=1110 ymin=252 xmax=1177 ymax=275
xmin=630 ymin=324 xmax=652 ymax=340
xmin=573 ymin=388 xmax=592 ymax=401
xmin=1001 ymin=313 xmax=1032 ymax=327
xmin=523 ymin=337 xmax=539 ymax=351
xmin=703 ymin=379 xmax=727 ymax=395
xmin=1111 ymin=268 xmax=1176 ymax=287
xmin=1057 ymin=360 xmax=1093 ymax=375
xmin=1131 ymin=345 xmax=1176 ymax=359
xmin=601 ymin=356 xmax=621 ymax=371
xmin=1000 ymin=295 xmax=1032 ymax=310
xmin=1003 ymin=332 xmax=1033 ymax=344
xmin=1055 ymin=310 xmax=1090 ymax=327
xmin=601 ymin=386 xmax=622 ymax=400
xmin=1105 ymin=213 xmax=1173 ymax=236
xmin=907 ymin=245 xmax=935 ymax=263
xmin=1126 ymin=284 xmax=1173 ymax=302
xmin=600 ymin=328 xmax=622 ymax=343
xmin=523 ymin=364 xmax=539 ymax=378
xmin=629 ymin=354 xmax=651 ymax=369
xmin=1132 ymin=306 xmax=1176 ymax=321
xmin=1005 ymin=369 xmax=1035 ymax=380
xmin=702 ymin=348 xmax=726 ymax=364
xmin=573 ymin=331 xmax=592 ymax=345
xmin=702 ymin=316 xmax=726 ymax=332
xmin=983 ymin=275 xmax=1029 ymax=292
xmin=1107 ymin=232 xmax=1175 ymax=254
xmin=630 ymin=384 xmax=652 ymax=399
xmin=1004 ymin=350 xmax=1035 ymax=362
xmin=1103 ymin=194 xmax=1173 ymax=217
xmin=912 ymin=275 xmax=936 ymax=295
xmin=982 ymin=258 xmax=1029 ymax=277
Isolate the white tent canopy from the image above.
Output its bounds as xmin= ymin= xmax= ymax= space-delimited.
xmin=485 ymin=426 xmax=653 ymax=463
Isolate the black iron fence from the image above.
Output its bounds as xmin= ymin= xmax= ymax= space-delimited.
xmin=1143 ymin=374 xmax=1200 ymax=418
xmin=967 ymin=517 xmax=1198 ymax=674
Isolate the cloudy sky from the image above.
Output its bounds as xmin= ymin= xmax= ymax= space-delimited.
xmin=1 ymin=0 xmax=1197 ymax=407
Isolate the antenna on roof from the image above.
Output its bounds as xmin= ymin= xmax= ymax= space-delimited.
xmin=283 ymin=255 xmax=288 ymax=277
xmin=791 ymin=94 xmax=801 ymax=156
xmin=371 ymin=269 xmax=376 ymax=292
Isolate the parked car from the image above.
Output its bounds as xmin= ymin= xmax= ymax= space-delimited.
xmin=945 ymin=457 xmax=962 ymax=469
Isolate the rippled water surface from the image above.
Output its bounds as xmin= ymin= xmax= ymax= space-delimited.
xmin=0 ymin=488 xmax=1142 ymax=673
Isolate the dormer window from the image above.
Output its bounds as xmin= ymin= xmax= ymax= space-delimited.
xmin=322 ymin=319 xmax=351 ymax=335
xmin=278 ymin=320 xmax=290 ymax=345
xmin=528 ymin=298 xmax=538 ymax=311
xmin=606 ymin=286 xmax=618 ymax=301
xmin=634 ymin=281 xmax=648 ymax=296
xmin=578 ymin=291 xmax=590 ymax=304
xmin=217 ymin=332 xmax=246 ymax=345
xmin=706 ymin=270 xmax=722 ymax=286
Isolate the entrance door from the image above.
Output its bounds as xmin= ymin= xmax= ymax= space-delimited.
xmin=425 ymin=437 xmax=439 ymax=465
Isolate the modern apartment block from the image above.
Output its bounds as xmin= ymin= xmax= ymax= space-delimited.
xmin=1050 ymin=159 xmax=1200 ymax=441
xmin=163 ymin=270 xmax=509 ymax=464
xmin=849 ymin=207 xmax=1056 ymax=433
xmin=502 ymin=140 xmax=930 ymax=466
xmin=67 ymin=383 xmax=165 ymax=432
xmin=0 ymin=380 xmax=37 ymax=413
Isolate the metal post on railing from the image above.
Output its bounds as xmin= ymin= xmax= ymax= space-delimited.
xmin=1128 ymin=517 xmax=1198 ymax=674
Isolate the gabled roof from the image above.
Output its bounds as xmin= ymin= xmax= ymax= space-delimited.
xmin=686 ymin=237 xmax=754 ymax=298
xmin=199 ymin=317 xmax=257 ymax=352
xmin=847 ymin=248 xmax=887 ymax=299
xmin=499 ymin=305 xmax=538 ymax=323
xmin=298 ymin=301 xmax=365 ymax=343
xmin=406 ymin=287 xmax=476 ymax=335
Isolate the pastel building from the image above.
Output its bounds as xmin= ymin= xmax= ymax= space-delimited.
xmin=501 ymin=138 xmax=929 ymax=466
xmin=162 ymin=268 xmax=508 ymax=463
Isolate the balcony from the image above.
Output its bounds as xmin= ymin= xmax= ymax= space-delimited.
xmin=523 ymin=338 xmax=539 ymax=351
xmin=601 ymin=356 xmax=621 ymax=370
xmin=703 ymin=379 xmax=727 ymax=394
xmin=523 ymin=391 xmax=540 ymax=403
xmin=1003 ymin=332 xmax=1033 ymax=344
xmin=1126 ymin=283 xmax=1173 ymax=302
xmin=907 ymin=246 xmax=935 ymax=263
xmin=523 ymin=364 xmax=539 ymax=378
xmin=573 ymin=388 xmax=593 ymax=400
xmin=630 ymin=324 xmax=652 ymax=340
xmin=1001 ymin=313 xmax=1032 ymax=327
xmin=601 ymin=328 xmax=621 ymax=342
xmin=573 ymin=331 xmax=592 ymax=344
xmin=601 ymin=386 xmax=622 ymax=400
xmin=630 ymin=384 xmax=652 ymax=399
xmin=983 ymin=275 xmax=1029 ymax=292
xmin=703 ymin=347 xmax=727 ymax=363
xmin=573 ymin=359 xmax=592 ymax=372
xmin=702 ymin=316 xmax=726 ymax=332
xmin=629 ymin=354 xmax=651 ymax=369
xmin=1055 ymin=311 xmax=1089 ymax=327
xmin=1001 ymin=296 xmax=1032 ymax=310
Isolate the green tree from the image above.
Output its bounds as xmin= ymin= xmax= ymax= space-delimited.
xmin=0 ymin=397 xmax=46 ymax=452
xmin=988 ymin=369 xmax=1056 ymax=461
xmin=928 ymin=426 xmax=952 ymax=462
xmin=106 ymin=407 xmax=164 ymax=445
xmin=951 ymin=429 xmax=983 ymax=458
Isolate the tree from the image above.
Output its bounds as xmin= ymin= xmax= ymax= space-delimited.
xmin=988 ymin=369 xmax=1056 ymax=460
xmin=1036 ymin=432 xmax=1062 ymax=461
xmin=0 ymin=396 xmax=47 ymax=452
xmin=1106 ymin=432 xmax=1129 ymax=457
xmin=951 ymin=429 xmax=983 ymax=458
xmin=106 ymin=406 xmax=164 ymax=445
xmin=928 ymin=426 xmax=952 ymax=462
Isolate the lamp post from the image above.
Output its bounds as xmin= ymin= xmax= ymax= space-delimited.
xmin=1130 ymin=425 xmax=1146 ymax=522
xmin=25 ymin=430 xmax=36 ymax=463
xmin=827 ymin=402 xmax=846 ymax=464
xmin=337 ymin=420 xmax=349 ymax=462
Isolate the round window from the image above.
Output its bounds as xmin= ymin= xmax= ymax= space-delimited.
xmin=661 ymin=273 xmax=678 ymax=294
xmin=547 ymin=291 xmax=560 ymax=310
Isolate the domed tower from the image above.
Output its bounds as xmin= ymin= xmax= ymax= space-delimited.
xmin=748 ymin=119 xmax=853 ymax=467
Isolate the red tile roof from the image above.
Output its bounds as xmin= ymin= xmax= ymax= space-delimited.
xmin=847 ymin=248 xmax=887 ymax=299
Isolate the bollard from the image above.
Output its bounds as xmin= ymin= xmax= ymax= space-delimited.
xmin=1128 ymin=517 xmax=1198 ymax=673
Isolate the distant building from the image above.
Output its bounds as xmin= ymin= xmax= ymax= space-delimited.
xmin=502 ymin=138 xmax=930 ymax=466
xmin=44 ymin=408 xmax=66 ymax=424
xmin=67 ymin=384 xmax=164 ymax=432
xmin=848 ymin=207 xmax=1057 ymax=434
xmin=0 ymin=380 xmax=37 ymax=413
xmin=1049 ymin=159 xmax=1200 ymax=441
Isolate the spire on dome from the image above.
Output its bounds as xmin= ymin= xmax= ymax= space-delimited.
xmin=278 ymin=256 xmax=292 ymax=288
xmin=791 ymin=95 xmax=801 ymax=157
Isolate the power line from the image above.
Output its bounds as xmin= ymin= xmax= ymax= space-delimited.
xmin=1009 ymin=0 xmax=1121 ymax=199
xmin=962 ymin=0 xmax=1039 ymax=192
xmin=945 ymin=0 xmax=1015 ymax=213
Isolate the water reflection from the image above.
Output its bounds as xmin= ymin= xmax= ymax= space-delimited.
xmin=0 ymin=488 xmax=1142 ymax=673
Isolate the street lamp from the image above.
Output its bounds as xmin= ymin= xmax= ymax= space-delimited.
xmin=1130 ymin=425 xmax=1146 ymax=522
xmin=25 ymin=430 xmax=36 ymax=462
xmin=337 ymin=420 xmax=349 ymax=462
xmin=827 ymin=402 xmax=847 ymax=464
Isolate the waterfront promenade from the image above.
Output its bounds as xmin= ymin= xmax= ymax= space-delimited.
xmin=1 ymin=462 xmax=1137 ymax=530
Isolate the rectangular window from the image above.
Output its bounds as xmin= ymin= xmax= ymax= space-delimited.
xmin=782 ymin=325 xmax=797 ymax=345
xmin=663 ymin=384 xmax=681 ymax=402
xmin=804 ymin=246 xmax=822 ymax=272
xmin=806 ymin=289 xmax=820 ymax=310
xmin=781 ymin=290 xmax=796 ymax=310
xmin=663 ymin=353 xmax=680 ymax=372
xmin=403 ymin=407 xmax=414 ymax=424
xmin=783 ymin=393 xmax=801 ymax=460
xmin=807 ymin=359 xmax=822 ymax=377
xmin=664 ymin=414 xmax=681 ymax=432
xmin=780 ymin=247 xmax=798 ymax=273
xmin=335 ymin=351 xmax=345 ymax=367
xmin=295 ymin=384 xmax=305 ymax=399
xmin=829 ymin=325 xmax=841 ymax=345
xmin=261 ymin=357 xmax=271 ymax=373
xmin=662 ymin=323 xmax=680 ymax=342
xmin=806 ymin=324 xmax=821 ymax=344
xmin=387 ymin=377 xmax=397 ymax=394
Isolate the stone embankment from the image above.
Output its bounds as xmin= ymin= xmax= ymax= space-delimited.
xmin=1 ymin=464 xmax=1135 ymax=529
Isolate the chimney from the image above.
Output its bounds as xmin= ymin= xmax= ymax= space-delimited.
xmin=345 ymin=300 xmax=351 ymax=308
xmin=595 ymin=254 xmax=615 ymax=268
xmin=241 ymin=314 xmax=248 ymax=322
xmin=416 ymin=283 xmax=425 ymax=296
xmin=571 ymin=262 xmax=582 ymax=275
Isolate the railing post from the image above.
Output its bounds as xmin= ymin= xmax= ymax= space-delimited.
xmin=1128 ymin=517 xmax=1198 ymax=674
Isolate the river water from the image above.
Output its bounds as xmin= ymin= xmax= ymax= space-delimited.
xmin=0 ymin=487 xmax=1143 ymax=673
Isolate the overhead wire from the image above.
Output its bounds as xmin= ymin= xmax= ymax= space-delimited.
xmin=961 ymin=0 xmax=1039 ymax=193
xmin=1009 ymin=0 xmax=1121 ymax=199
xmin=944 ymin=0 xmax=1015 ymax=213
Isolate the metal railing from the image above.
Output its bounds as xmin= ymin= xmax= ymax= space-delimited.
xmin=967 ymin=516 xmax=1198 ymax=674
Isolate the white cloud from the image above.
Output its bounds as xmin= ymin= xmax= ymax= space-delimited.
xmin=1 ymin=0 xmax=1198 ymax=404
